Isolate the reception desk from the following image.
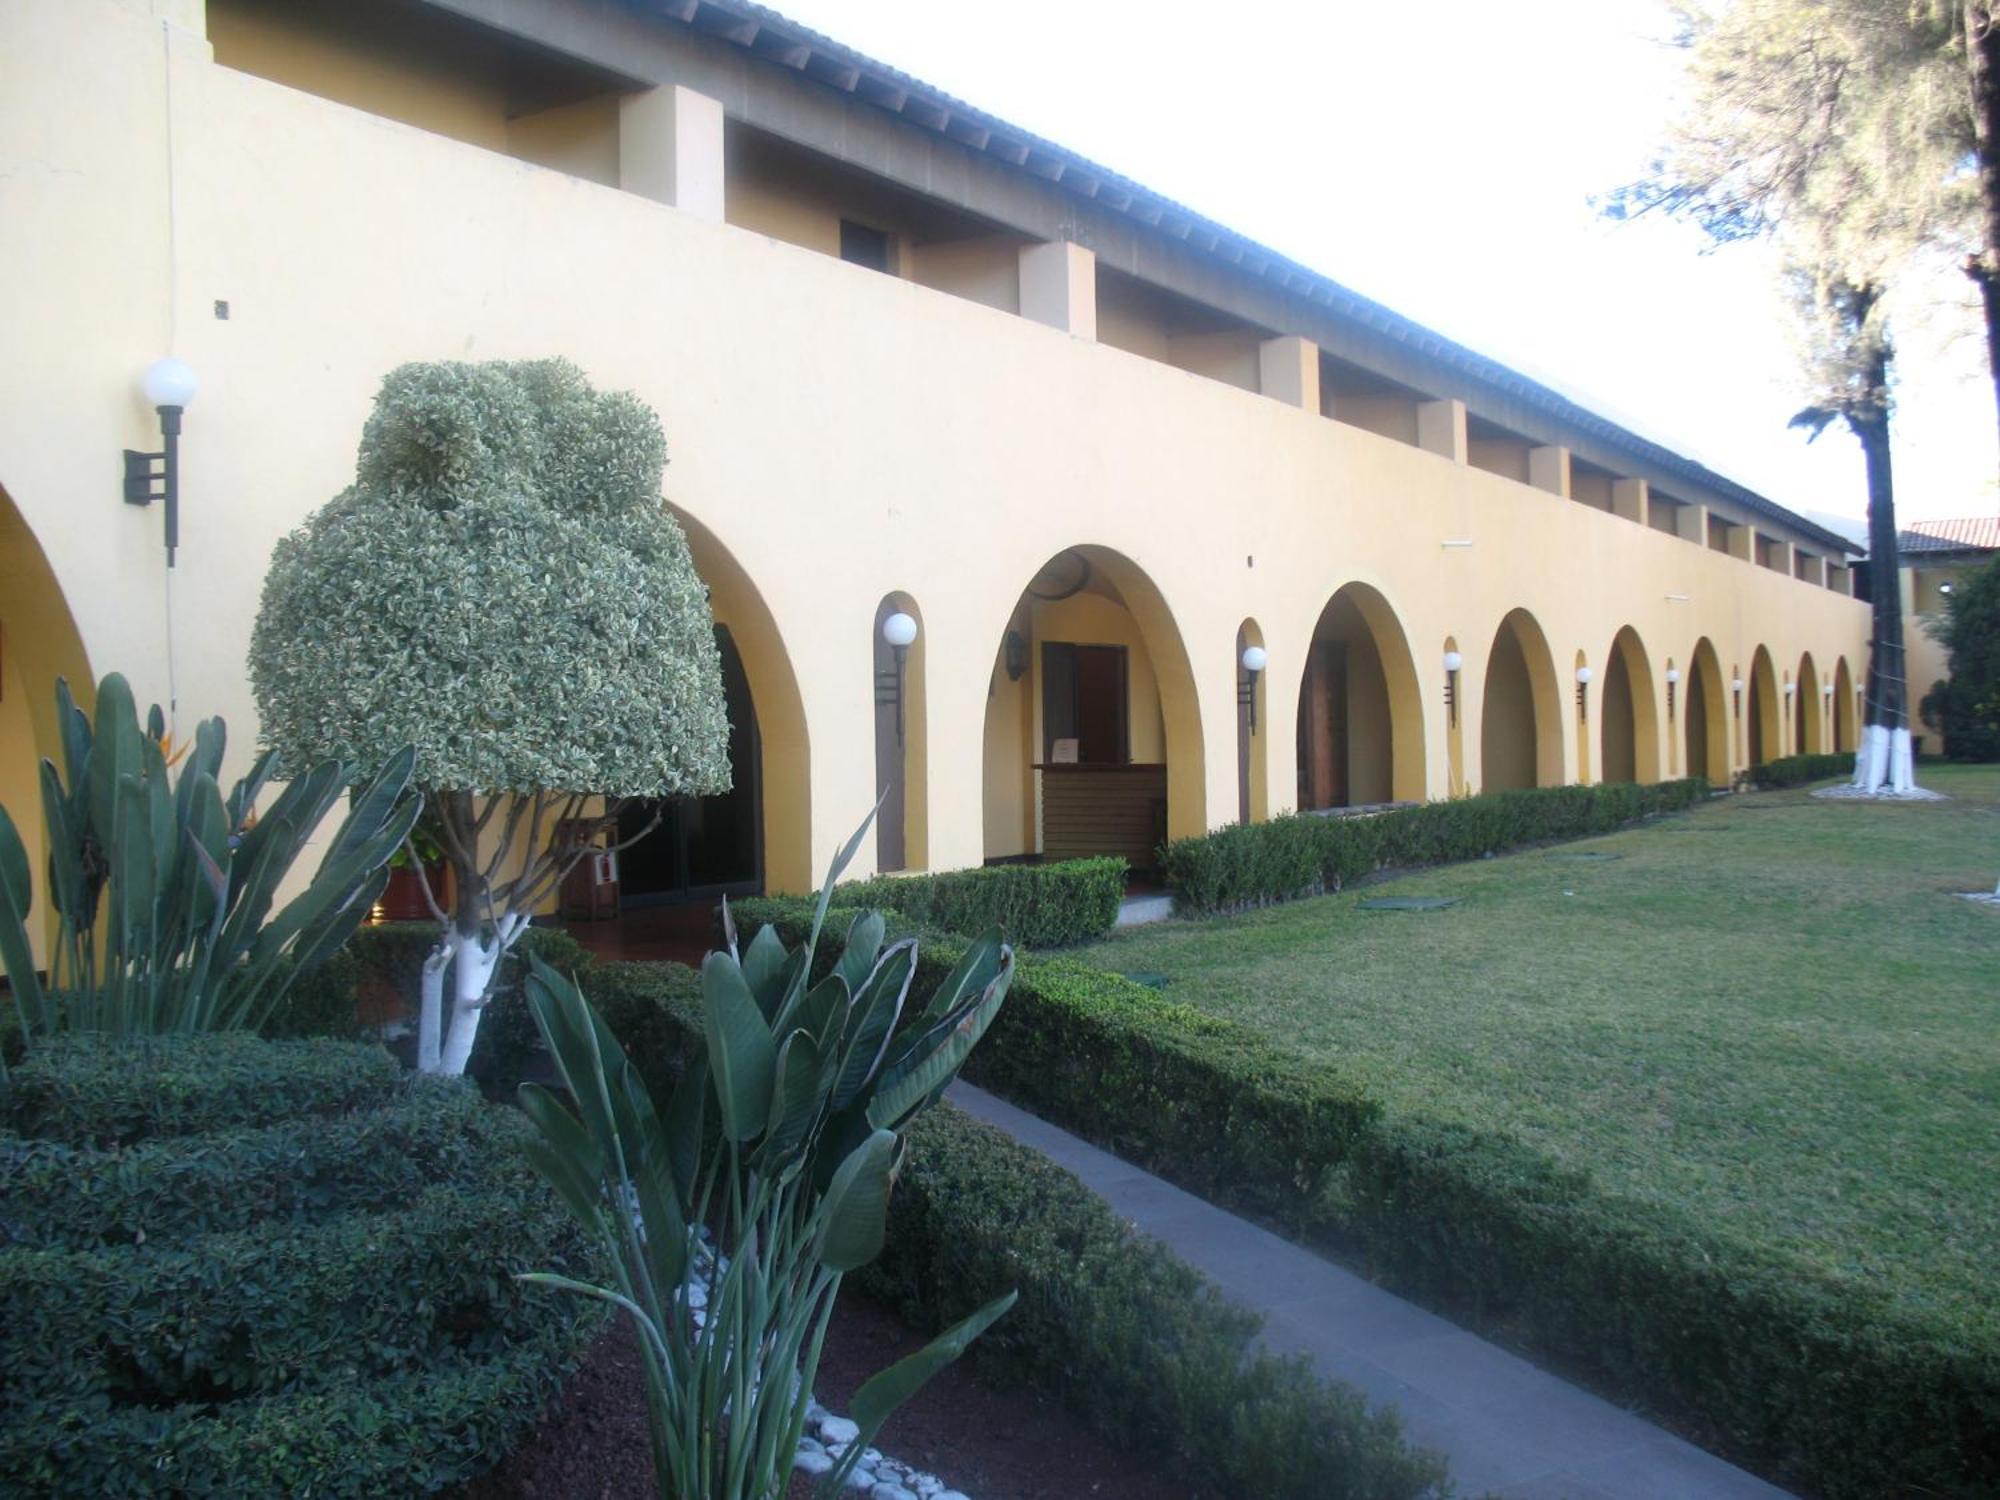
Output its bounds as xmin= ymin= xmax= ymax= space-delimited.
xmin=1035 ymin=763 xmax=1169 ymax=872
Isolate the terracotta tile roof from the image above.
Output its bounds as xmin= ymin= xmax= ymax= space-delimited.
xmin=1898 ymin=517 xmax=2000 ymax=554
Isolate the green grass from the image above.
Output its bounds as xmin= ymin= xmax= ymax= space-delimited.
xmin=1081 ymin=763 xmax=2000 ymax=1339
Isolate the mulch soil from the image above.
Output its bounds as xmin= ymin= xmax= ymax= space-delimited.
xmin=454 ymin=1289 xmax=1197 ymax=1500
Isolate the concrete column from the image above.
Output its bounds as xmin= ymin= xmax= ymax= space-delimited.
xmin=619 ymin=85 xmax=725 ymax=220
xmin=1675 ymin=502 xmax=1708 ymax=545
xmin=1828 ymin=563 xmax=1853 ymax=595
xmin=1770 ymin=539 xmax=1796 ymax=576
xmin=1798 ymin=552 xmax=1826 ymax=586
xmin=1725 ymin=523 xmax=1754 ymax=563
xmin=1257 ymin=336 xmax=1319 ymax=410
xmin=1019 ymin=242 xmax=1097 ymax=339
xmin=1611 ymin=478 xmax=1648 ymax=526
xmin=1417 ymin=399 xmax=1467 ymax=462
xmin=1529 ymin=445 xmax=1571 ymax=498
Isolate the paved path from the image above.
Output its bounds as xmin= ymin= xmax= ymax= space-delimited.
xmin=947 ymin=1082 xmax=1793 ymax=1500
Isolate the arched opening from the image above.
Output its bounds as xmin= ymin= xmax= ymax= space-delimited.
xmin=639 ymin=506 xmax=811 ymax=896
xmin=1796 ymin=652 xmax=1824 ymax=755
xmin=1480 ymin=608 xmax=1563 ymax=790
xmin=1684 ymin=638 xmax=1728 ymax=783
xmin=1236 ymin=619 xmax=1267 ymax=825
xmin=1600 ymin=627 xmax=1659 ymax=785
xmin=0 ymin=484 xmax=95 ymax=970
xmin=871 ymin=593 xmax=927 ymax=872
xmin=981 ymin=546 xmax=1202 ymax=876
xmin=1295 ymin=583 xmax=1425 ymax=809
xmin=1833 ymin=657 xmax=1857 ymax=752
xmin=1748 ymin=646 xmax=1780 ymax=768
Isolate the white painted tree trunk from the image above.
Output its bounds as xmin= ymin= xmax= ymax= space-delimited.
xmin=1851 ymin=724 xmax=1916 ymax=795
xmin=418 ymin=914 xmax=529 ymax=1077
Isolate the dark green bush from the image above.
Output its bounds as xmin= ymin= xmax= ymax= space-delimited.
xmin=750 ymin=915 xmax=2000 ymax=1500
xmin=0 ymin=1035 xmax=599 ymax=1497
xmin=1745 ymin=751 xmax=1856 ymax=789
xmin=555 ymin=955 xmax=1445 ymax=1499
xmin=826 ymin=856 xmax=1127 ymax=946
xmin=1160 ymin=779 xmax=1710 ymax=915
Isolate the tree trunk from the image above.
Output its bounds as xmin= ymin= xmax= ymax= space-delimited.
xmin=1852 ymin=382 xmax=1914 ymax=793
xmin=1964 ymin=3 xmax=2000 ymax=457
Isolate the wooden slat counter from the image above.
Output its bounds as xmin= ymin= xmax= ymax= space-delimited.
xmin=1036 ymin=763 xmax=1168 ymax=870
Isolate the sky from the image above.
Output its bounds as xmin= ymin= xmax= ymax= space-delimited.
xmin=771 ymin=0 xmax=1999 ymax=529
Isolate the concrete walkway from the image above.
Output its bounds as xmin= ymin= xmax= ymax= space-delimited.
xmin=947 ymin=1082 xmax=1793 ymax=1500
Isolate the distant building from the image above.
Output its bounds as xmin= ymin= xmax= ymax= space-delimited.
xmin=2 ymin=0 xmax=1869 ymax=959
xmin=1901 ymin=517 xmax=2000 ymax=752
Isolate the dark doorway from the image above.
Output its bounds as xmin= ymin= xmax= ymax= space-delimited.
xmin=617 ymin=626 xmax=762 ymax=906
xmin=1042 ymin=642 xmax=1129 ymax=763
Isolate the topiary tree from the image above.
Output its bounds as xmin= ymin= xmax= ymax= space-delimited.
xmin=1921 ymin=554 xmax=2000 ymax=760
xmin=251 ymin=359 xmax=730 ymax=1075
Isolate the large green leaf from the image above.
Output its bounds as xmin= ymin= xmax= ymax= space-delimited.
xmin=829 ymin=941 xmax=914 ymax=1112
xmin=518 ymin=1082 xmax=610 ymax=1227
xmin=0 ymin=806 xmax=44 ymax=1037
xmin=84 ymin=674 xmax=143 ymax=853
xmin=867 ymin=950 xmax=1013 ymax=1132
xmin=740 ymin=923 xmax=791 ymax=1018
xmin=53 ymin=677 xmax=91 ymax=794
xmin=757 ymin=1029 xmax=826 ymax=1168
xmin=702 ymin=951 xmax=777 ymax=1143
xmin=835 ymin=911 xmax=886 ymax=1003
xmin=815 ymin=1290 xmax=1018 ymax=1500
xmin=815 ymin=1127 xmax=899 ymax=1272
xmin=37 ymin=760 xmax=88 ymax=928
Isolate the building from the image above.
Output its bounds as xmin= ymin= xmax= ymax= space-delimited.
xmin=1901 ymin=516 xmax=1999 ymax=753
xmin=2 ymin=0 xmax=1869 ymax=954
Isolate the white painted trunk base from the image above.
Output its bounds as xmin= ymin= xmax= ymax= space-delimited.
xmin=1817 ymin=726 xmax=1944 ymax=803
xmin=417 ymin=914 xmax=529 ymax=1076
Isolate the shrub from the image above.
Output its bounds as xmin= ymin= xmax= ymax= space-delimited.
xmin=1160 ymin=779 xmax=1709 ymax=915
xmin=829 ymin=856 xmax=1128 ymax=947
xmin=0 ymin=1034 xmax=599 ymax=1497
xmin=752 ymin=911 xmax=1999 ymax=1500
xmin=1745 ymin=751 xmax=1857 ymax=789
xmin=522 ymin=946 xmax=1446 ymax=1499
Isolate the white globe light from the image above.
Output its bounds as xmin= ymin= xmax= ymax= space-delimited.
xmin=1442 ymin=650 xmax=1463 ymax=674
xmin=1240 ymin=645 xmax=1267 ymax=673
xmin=881 ymin=611 xmax=918 ymax=648
xmin=141 ymin=356 xmax=200 ymax=409
xmin=1821 ymin=682 xmax=1833 ymax=696
xmin=1731 ymin=677 xmax=1745 ymax=693
xmin=1784 ymin=680 xmax=1796 ymax=696
xmin=1665 ymin=668 xmax=1681 ymax=685
xmin=1575 ymin=666 xmax=1593 ymax=685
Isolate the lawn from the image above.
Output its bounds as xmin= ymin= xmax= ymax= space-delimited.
xmin=1079 ymin=763 xmax=2000 ymax=1341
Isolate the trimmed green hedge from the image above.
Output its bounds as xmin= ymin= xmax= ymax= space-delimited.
xmin=1746 ymin=751 xmax=1856 ymax=789
xmin=745 ymin=910 xmax=2000 ymax=1500
xmin=825 ymin=856 xmax=1128 ymax=947
xmin=555 ymin=957 xmax=1446 ymax=1499
xmin=1160 ymin=779 xmax=1710 ymax=915
xmin=0 ymin=1035 xmax=600 ymax=1497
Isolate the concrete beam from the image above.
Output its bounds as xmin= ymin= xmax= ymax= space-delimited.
xmin=1675 ymin=502 xmax=1707 ymax=545
xmin=1018 ymin=241 xmax=1096 ymax=338
xmin=1417 ymin=399 xmax=1467 ymax=463
xmin=619 ymin=84 xmax=725 ymax=220
xmin=1529 ymin=445 xmax=1571 ymax=498
xmin=1726 ymin=523 xmax=1754 ymax=563
xmin=1258 ymin=335 xmax=1319 ymax=411
xmin=1611 ymin=477 xmax=1648 ymax=526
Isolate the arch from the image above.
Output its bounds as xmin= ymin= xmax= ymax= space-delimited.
xmin=872 ymin=593 xmax=927 ymax=872
xmin=667 ymin=505 xmax=812 ymax=894
xmin=1480 ymin=608 xmax=1563 ymax=790
xmin=1747 ymin=646 xmax=1781 ymax=768
xmin=981 ymin=545 xmax=1203 ymax=873
xmin=1833 ymin=657 xmax=1857 ymax=752
xmin=1684 ymin=638 xmax=1728 ymax=783
xmin=1796 ymin=652 xmax=1824 ymax=755
xmin=1236 ymin=619 xmax=1267 ymax=824
xmin=1295 ymin=583 xmax=1425 ymax=810
xmin=1599 ymin=626 xmax=1660 ymax=785
xmin=0 ymin=483 xmax=96 ymax=968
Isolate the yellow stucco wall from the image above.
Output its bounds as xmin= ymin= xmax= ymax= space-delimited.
xmin=0 ymin=0 xmax=1873 ymax=899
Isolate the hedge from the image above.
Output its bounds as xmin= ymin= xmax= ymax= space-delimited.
xmin=553 ymin=958 xmax=1447 ymax=1499
xmin=1745 ymin=751 xmax=1856 ymax=789
xmin=747 ymin=910 xmax=2000 ymax=1500
xmin=1160 ymin=779 xmax=1710 ymax=915
xmin=825 ymin=856 xmax=1127 ymax=947
xmin=0 ymin=1035 xmax=600 ymax=1497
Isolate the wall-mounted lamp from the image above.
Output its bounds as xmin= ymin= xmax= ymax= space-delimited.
xmin=1575 ymin=664 xmax=1593 ymax=721
xmin=1939 ymin=580 xmax=1955 ymax=597
xmin=1003 ymin=629 xmax=1028 ymax=681
xmin=1821 ymin=682 xmax=1833 ymax=698
xmin=1783 ymin=679 xmax=1796 ymax=698
xmin=1443 ymin=650 xmax=1463 ymax=727
xmin=1239 ymin=644 xmax=1268 ymax=733
xmin=124 ymin=357 xmax=200 ymax=567
xmin=1665 ymin=666 xmax=1681 ymax=719
xmin=878 ymin=611 xmax=918 ymax=745
xmin=1731 ymin=675 xmax=1744 ymax=717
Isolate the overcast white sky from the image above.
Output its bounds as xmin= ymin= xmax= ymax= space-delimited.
xmin=774 ymin=0 xmax=1998 ymax=527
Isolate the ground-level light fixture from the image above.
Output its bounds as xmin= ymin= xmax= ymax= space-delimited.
xmin=1239 ymin=644 xmax=1267 ymax=733
xmin=124 ymin=357 xmax=199 ymax=566
xmin=1575 ymin=664 xmax=1593 ymax=720
xmin=879 ymin=610 xmax=917 ymax=745
xmin=1443 ymin=650 xmax=1463 ymax=727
